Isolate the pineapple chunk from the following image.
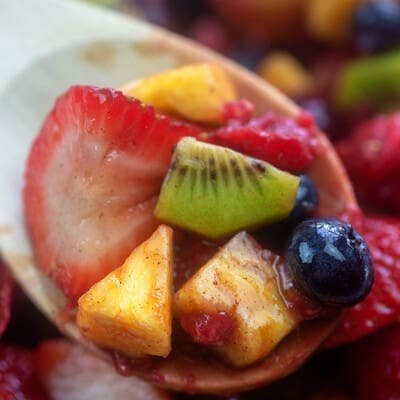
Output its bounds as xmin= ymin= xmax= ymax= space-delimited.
xmin=305 ymin=0 xmax=366 ymax=43
xmin=121 ymin=63 xmax=237 ymax=124
xmin=77 ymin=225 xmax=173 ymax=358
xmin=257 ymin=51 xmax=313 ymax=97
xmin=173 ymin=232 xmax=298 ymax=367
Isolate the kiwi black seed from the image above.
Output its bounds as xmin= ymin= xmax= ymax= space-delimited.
xmin=154 ymin=138 xmax=300 ymax=239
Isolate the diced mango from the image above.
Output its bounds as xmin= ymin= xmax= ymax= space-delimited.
xmin=77 ymin=225 xmax=173 ymax=358
xmin=257 ymin=51 xmax=313 ymax=97
xmin=173 ymin=232 xmax=298 ymax=367
xmin=121 ymin=63 xmax=237 ymax=124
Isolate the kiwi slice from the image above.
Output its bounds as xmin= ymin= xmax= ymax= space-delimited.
xmin=154 ymin=138 xmax=300 ymax=239
xmin=335 ymin=49 xmax=400 ymax=110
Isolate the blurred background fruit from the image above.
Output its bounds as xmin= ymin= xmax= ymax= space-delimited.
xmin=208 ymin=0 xmax=306 ymax=45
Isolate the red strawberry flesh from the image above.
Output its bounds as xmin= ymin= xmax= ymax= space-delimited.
xmin=326 ymin=214 xmax=400 ymax=347
xmin=24 ymin=85 xmax=200 ymax=301
xmin=203 ymin=111 xmax=321 ymax=172
xmin=336 ymin=112 xmax=400 ymax=214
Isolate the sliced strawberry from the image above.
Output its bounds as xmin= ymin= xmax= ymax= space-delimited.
xmin=326 ymin=215 xmax=400 ymax=347
xmin=35 ymin=339 xmax=170 ymax=400
xmin=0 ymin=259 xmax=13 ymax=337
xmin=202 ymin=111 xmax=321 ymax=172
xmin=24 ymin=85 xmax=200 ymax=302
xmin=0 ymin=345 xmax=50 ymax=400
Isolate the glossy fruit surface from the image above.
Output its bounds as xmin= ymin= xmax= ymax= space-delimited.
xmin=121 ymin=63 xmax=237 ymax=124
xmin=155 ymin=137 xmax=299 ymax=239
xmin=285 ymin=175 xmax=319 ymax=228
xmin=180 ymin=311 xmax=236 ymax=346
xmin=173 ymin=232 xmax=297 ymax=367
xmin=285 ymin=218 xmax=373 ymax=307
xmin=204 ymin=112 xmax=320 ymax=173
xmin=24 ymin=85 xmax=199 ymax=301
xmin=77 ymin=225 xmax=173 ymax=358
xmin=327 ymin=215 xmax=400 ymax=347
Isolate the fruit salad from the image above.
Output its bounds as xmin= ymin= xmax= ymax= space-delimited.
xmin=19 ymin=61 xmax=374 ymax=393
xmin=2 ymin=0 xmax=400 ymax=399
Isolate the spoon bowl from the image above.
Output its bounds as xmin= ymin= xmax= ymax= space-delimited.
xmin=0 ymin=0 xmax=356 ymax=395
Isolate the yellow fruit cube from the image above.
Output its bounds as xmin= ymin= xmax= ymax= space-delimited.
xmin=173 ymin=232 xmax=298 ymax=367
xmin=305 ymin=0 xmax=366 ymax=43
xmin=257 ymin=51 xmax=313 ymax=97
xmin=121 ymin=63 xmax=237 ymax=124
xmin=77 ymin=225 xmax=173 ymax=358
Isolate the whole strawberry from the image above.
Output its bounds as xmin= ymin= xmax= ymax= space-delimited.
xmin=347 ymin=323 xmax=400 ymax=400
xmin=336 ymin=113 xmax=400 ymax=214
xmin=326 ymin=215 xmax=400 ymax=347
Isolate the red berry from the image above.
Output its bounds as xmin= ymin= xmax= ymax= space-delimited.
xmin=326 ymin=215 xmax=400 ymax=347
xmin=221 ymin=98 xmax=255 ymax=124
xmin=296 ymin=110 xmax=316 ymax=129
xmin=0 ymin=346 xmax=50 ymax=400
xmin=180 ymin=312 xmax=236 ymax=346
xmin=204 ymin=112 xmax=321 ymax=172
xmin=336 ymin=113 xmax=400 ymax=214
xmin=24 ymin=85 xmax=200 ymax=302
xmin=347 ymin=323 xmax=400 ymax=400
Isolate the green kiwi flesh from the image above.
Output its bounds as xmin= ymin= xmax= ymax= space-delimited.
xmin=335 ymin=49 xmax=400 ymax=110
xmin=154 ymin=138 xmax=300 ymax=239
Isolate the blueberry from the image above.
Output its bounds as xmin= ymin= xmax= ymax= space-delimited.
xmin=352 ymin=0 xmax=400 ymax=53
xmin=286 ymin=175 xmax=319 ymax=228
xmin=257 ymin=175 xmax=319 ymax=245
xmin=285 ymin=218 xmax=374 ymax=307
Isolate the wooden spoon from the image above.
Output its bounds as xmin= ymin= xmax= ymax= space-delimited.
xmin=0 ymin=0 xmax=356 ymax=395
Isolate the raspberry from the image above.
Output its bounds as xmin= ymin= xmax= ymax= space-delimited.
xmin=180 ymin=312 xmax=236 ymax=346
xmin=326 ymin=215 xmax=400 ymax=347
xmin=0 ymin=346 xmax=50 ymax=400
xmin=221 ymin=98 xmax=255 ymax=124
xmin=347 ymin=323 xmax=400 ymax=400
xmin=204 ymin=111 xmax=321 ymax=172
xmin=336 ymin=113 xmax=400 ymax=214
